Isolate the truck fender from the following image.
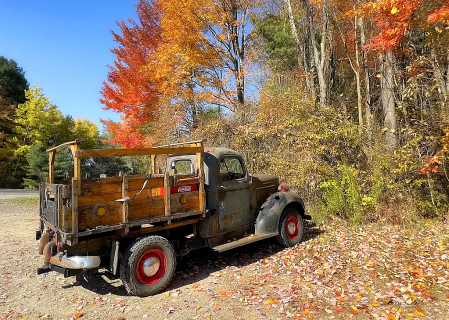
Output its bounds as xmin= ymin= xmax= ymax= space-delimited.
xmin=255 ymin=192 xmax=309 ymax=235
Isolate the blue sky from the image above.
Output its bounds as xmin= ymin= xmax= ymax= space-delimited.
xmin=0 ymin=1 xmax=138 ymax=131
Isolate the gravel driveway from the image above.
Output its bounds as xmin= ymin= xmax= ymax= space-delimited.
xmin=0 ymin=189 xmax=39 ymax=200
xmin=1 ymin=198 xmax=448 ymax=320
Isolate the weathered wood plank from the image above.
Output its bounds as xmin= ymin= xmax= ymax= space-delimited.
xmin=63 ymin=206 xmax=72 ymax=232
xmin=164 ymin=172 xmax=170 ymax=224
xmin=127 ymin=177 xmax=164 ymax=190
xmin=71 ymin=179 xmax=79 ymax=244
xmin=70 ymin=144 xmax=81 ymax=195
xmin=79 ymin=146 xmax=202 ymax=158
xmin=122 ymin=175 xmax=129 ymax=234
xmin=170 ymin=191 xmax=200 ymax=213
xmin=81 ymin=181 xmax=122 ymax=195
xmin=128 ymin=196 xmax=166 ymax=220
xmin=78 ymin=201 xmax=123 ymax=231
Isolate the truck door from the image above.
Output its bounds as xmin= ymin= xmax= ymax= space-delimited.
xmin=217 ymin=155 xmax=251 ymax=233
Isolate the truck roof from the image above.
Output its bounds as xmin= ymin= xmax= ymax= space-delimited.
xmin=204 ymin=147 xmax=241 ymax=158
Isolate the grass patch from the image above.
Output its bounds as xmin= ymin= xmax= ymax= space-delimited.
xmin=10 ymin=197 xmax=39 ymax=206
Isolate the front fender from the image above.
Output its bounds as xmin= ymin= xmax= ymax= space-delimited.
xmin=255 ymin=192 xmax=308 ymax=235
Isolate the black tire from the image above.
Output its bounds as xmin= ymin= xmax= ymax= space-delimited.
xmin=276 ymin=207 xmax=303 ymax=247
xmin=120 ymin=235 xmax=176 ymax=297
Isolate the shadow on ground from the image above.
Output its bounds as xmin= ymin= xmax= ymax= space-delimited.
xmin=73 ymin=221 xmax=324 ymax=296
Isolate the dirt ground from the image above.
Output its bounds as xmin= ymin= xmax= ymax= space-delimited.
xmin=0 ymin=199 xmax=448 ymax=320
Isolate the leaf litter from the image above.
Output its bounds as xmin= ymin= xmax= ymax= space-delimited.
xmin=1 ymin=201 xmax=449 ymax=319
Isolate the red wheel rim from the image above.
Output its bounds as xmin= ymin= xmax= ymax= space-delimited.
xmin=136 ymin=249 xmax=167 ymax=285
xmin=285 ymin=216 xmax=299 ymax=240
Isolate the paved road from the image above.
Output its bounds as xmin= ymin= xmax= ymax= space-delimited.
xmin=0 ymin=188 xmax=39 ymax=200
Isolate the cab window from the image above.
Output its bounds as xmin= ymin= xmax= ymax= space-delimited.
xmin=219 ymin=157 xmax=245 ymax=181
xmin=171 ymin=159 xmax=194 ymax=174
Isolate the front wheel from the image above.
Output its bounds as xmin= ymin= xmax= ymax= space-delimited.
xmin=276 ymin=207 xmax=303 ymax=247
xmin=120 ymin=235 xmax=176 ymax=296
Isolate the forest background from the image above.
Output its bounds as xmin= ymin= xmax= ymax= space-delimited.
xmin=1 ymin=0 xmax=449 ymax=224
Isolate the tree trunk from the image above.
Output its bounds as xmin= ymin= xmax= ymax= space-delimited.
xmin=380 ymin=51 xmax=398 ymax=151
xmin=284 ymin=0 xmax=314 ymax=93
xmin=358 ymin=15 xmax=372 ymax=141
xmin=431 ymin=47 xmax=449 ymax=113
xmin=305 ymin=0 xmax=331 ymax=106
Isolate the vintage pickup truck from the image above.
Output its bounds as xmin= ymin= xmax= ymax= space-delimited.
xmin=36 ymin=140 xmax=309 ymax=296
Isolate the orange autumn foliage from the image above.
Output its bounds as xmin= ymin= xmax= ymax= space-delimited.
xmin=428 ymin=1 xmax=449 ymax=24
xmin=100 ymin=0 xmax=162 ymax=147
xmin=355 ymin=0 xmax=424 ymax=52
xmin=100 ymin=0 xmax=257 ymax=147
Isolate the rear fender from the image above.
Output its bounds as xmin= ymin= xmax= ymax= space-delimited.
xmin=255 ymin=192 xmax=308 ymax=235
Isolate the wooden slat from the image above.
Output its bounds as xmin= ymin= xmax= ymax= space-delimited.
xmin=49 ymin=150 xmax=56 ymax=184
xmin=127 ymin=196 xmax=166 ymax=221
xmin=78 ymin=146 xmax=203 ymax=158
xmin=78 ymin=201 xmax=123 ymax=230
xmin=70 ymin=144 xmax=81 ymax=195
xmin=150 ymin=155 xmax=156 ymax=174
xmin=122 ymin=175 xmax=129 ymax=234
xmin=127 ymin=218 xmax=200 ymax=238
xmin=164 ymin=172 xmax=170 ymax=223
xmin=71 ymin=178 xmax=79 ymax=244
xmin=170 ymin=191 xmax=200 ymax=213
xmin=127 ymin=177 xmax=164 ymax=191
xmin=81 ymin=181 xmax=122 ymax=195
xmin=78 ymin=192 xmax=123 ymax=205
xmin=63 ymin=206 xmax=72 ymax=232
xmin=61 ymin=210 xmax=202 ymax=240
xmin=46 ymin=139 xmax=82 ymax=152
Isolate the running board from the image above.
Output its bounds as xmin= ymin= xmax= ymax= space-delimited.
xmin=212 ymin=233 xmax=278 ymax=253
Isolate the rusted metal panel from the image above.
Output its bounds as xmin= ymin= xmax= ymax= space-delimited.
xmin=251 ymin=174 xmax=279 ymax=210
xmin=255 ymin=192 xmax=305 ymax=235
xmin=212 ymin=232 xmax=277 ymax=252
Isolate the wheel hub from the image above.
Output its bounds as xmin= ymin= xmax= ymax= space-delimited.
xmin=285 ymin=215 xmax=299 ymax=240
xmin=142 ymin=257 xmax=160 ymax=277
xmin=136 ymin=249 xmax=167 ymax=285
xmin=287 ymin=221 xmax=296 ymax=234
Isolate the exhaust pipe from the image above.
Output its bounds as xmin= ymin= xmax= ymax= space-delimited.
xmin=43 ymin=241 xmax=57 ymax=264
xmin=38 ymin=233 xmax=50 ymax=255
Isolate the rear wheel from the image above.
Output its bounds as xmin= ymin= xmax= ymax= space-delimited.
xmin=120 ymin=235 xmax=176 ymax=296
xmin=276 ymin=207 xmax=303 ymax=247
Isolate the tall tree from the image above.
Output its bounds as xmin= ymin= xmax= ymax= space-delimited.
xmin=100 ymin=0 xmax=163 ymax=147
xmin=158 ymin=0 xmax=255 ymax=110
xmin=305 ymin=0 xmax=333 ymax=106
xmin=0 ymin=56 xmax=29 ymax=186
xmin=101 ymin=0 xmax=257 ymax=147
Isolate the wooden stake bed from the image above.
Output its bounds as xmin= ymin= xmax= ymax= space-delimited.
xmin=40 ymin=140 xmax=206 ymax=245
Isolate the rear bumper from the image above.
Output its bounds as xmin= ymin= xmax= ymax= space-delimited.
xmin=49 ymin=253 xmax=101 ymax=270
xmin=37 ymin=254 xmax=101 ymax=277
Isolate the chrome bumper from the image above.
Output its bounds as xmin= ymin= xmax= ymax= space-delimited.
xmin=49 ymin=253 xmax=101 ymax=270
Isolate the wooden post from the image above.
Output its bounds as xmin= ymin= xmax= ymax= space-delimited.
xmin=71 ymin=178 xmax=79 ymax=245
xmin=150 ymin=154 xmax=156 ymax=174
xmin=49 ymin=150 xmax=56 ymax=183
xmin=196 ymin=149 xmax=206 ymax=217
xmin=122 ymin=174 xmax=129 ymax=235
xmin=164 ymin=171 xmax=171 ymax=224
xmin=70 ymin=143 xmax=81 ymax=196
